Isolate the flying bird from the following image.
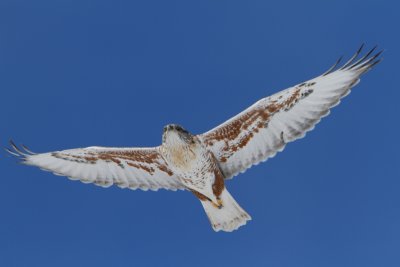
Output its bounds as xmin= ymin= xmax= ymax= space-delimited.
xmin=6 ymin=45 xmax=382 ymax=232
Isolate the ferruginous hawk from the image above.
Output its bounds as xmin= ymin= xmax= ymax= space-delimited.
xmin=6 ymin=45 xmax=382 ymax=232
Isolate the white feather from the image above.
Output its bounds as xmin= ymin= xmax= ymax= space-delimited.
xmin=200 ymin=47 xmax=381 ymax=179
xmin=19 ymin=146 xmax=185 ymax=191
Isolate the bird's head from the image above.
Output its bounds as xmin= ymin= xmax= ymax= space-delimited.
xmin=162 ymin=124 xmax=195 ymax=146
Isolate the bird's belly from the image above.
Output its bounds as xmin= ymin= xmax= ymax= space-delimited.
xmin=168 ymin=151 xmax=214 ymax=191
xmin=162 ymin=143 xmax=217 ymax=198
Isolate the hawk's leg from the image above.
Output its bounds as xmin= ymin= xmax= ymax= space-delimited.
xmin=216 ymin=197 xmax=223 ymax=208
xmin=190 ymin=190 xmax=223 ymax=209
xmin=212 ymin=168 xmax=225 ymax=208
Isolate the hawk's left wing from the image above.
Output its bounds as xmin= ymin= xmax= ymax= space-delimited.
xmin=6 ymin=141 xmax=184 ymax=191
xmin=199 ymin=45 xmax=382 ymax=179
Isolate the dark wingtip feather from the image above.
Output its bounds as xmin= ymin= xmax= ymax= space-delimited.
xmin=324 ymin=44 xmax=383 ymax=76
xmin=353 ymin=49 xmax=383 ymax=71
xmin=6 ymin=140 xmax=31 ymax=157
xmin=340 ymin=43 xmax=365 ymax=70
xmin=322 ymin=56 xmax=343 ymax=76
xmin=4 ymin=147 xmax=21 ymax=157
xmin=10 ymin=140 xmax=25 ymax=155
xmin=369 ymin=58 xmax=383 ymax=69
xmin=21 ymin=144 xmax=36 ymax=155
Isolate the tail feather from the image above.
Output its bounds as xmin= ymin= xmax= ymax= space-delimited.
xmin=200 ymin=189 xmax=251 ymax=232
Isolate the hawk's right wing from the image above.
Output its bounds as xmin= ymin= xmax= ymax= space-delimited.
xmin=6 ymin=141 xmax=185 ymax=191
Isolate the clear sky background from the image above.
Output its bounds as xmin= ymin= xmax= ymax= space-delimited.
xmin=0 ymin=0 xmax=399 ymax=266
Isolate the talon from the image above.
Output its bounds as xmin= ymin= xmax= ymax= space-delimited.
xmin=211 ymin=198 xmax=223 ymax=209
xmin=211 ymin=201 xmax=220 ymax=209
xmin=217 ymin=198 xmax=223 ymax=207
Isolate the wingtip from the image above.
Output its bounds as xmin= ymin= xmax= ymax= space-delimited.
xmin=352 ymin=48 xmax=383 ymax=72
xmin=5 ymin=139 xmax=33 ymax=157
xmin=4 ymin=147 xmax=21 ymax=157
xmin=324 ymin=44 xmax=383 ymax=76
xmin=9 ymin=139 xmax=17 ymax=150
xmin=21 ymin=144 xmax=36 ymax=155
xmin=322 ymin=55 xmax=343 ymax=76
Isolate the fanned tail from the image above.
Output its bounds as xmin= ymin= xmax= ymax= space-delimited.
xmin=200 ymin=189 xmax=251 ymax=232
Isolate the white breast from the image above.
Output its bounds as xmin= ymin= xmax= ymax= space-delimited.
xmin=161 ymin=139 xmax=216 ymax=195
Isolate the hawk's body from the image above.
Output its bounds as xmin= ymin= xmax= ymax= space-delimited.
xmin=161 ymin=124 xmax=250 ymax=231
xmin=6 ymin=45 xmax=382 ymax=232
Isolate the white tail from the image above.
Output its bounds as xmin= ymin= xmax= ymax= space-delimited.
xmin=200 ymin=189 xmax=251 ymax=232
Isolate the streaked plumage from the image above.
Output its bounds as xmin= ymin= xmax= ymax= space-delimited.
xmin=6 ymin=45 xmax=382 ymax=232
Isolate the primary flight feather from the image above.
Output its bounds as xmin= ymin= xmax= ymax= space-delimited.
xmin=6 ymin=45 xmax=382 ymax=232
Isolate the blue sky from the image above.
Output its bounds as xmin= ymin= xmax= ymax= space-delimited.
xmin=0 ymin=0 xmax=399 ymax=266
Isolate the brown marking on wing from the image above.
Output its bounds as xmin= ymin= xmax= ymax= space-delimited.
xmin=282 ymin=88 xmax=301 ymax=111
xmin=203 ymin=87 xmax=313 ymax=163
xmin=103 ymin=151 xmax=173 ymax=176
xmin=98 ymin=150 xmax=173 ymax=176
xmin=220 ymin=156 xmax=228 ymax=163
xmin=267 ymin=103 xmax=279 ymax=113
xmin=99 ymin=150 xmax=159 ymax=163
xmin=158 ymin=164 xmax=174 ymax=176
xmin=204 ymin=108 xmax=268 ymax=163
xmin=98 ymin=154 xmax=122 ymax=164
xmin=126 ymin=162 xmax=155 ymax=174
xmin=52 ymin=149 xmax=174 ymax=177
xmin=209 ymin=109 xmax=267 ymax=162
xmin=51 ymin=152 xmax=92 ymax=164
xmin=84 ymin=156 xmax=98 ymax=162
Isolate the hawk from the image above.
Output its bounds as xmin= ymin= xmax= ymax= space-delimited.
xmin=6 ymin=45 xmax=382 ymax=232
